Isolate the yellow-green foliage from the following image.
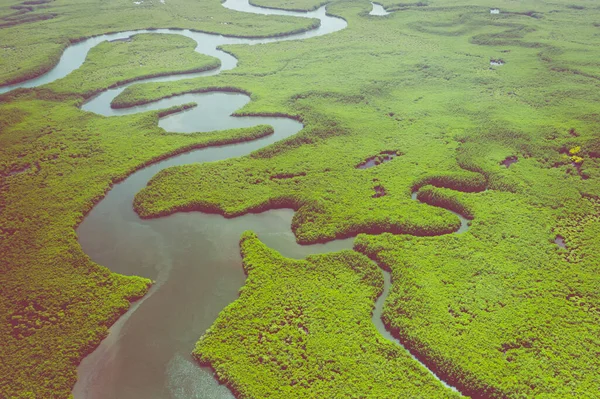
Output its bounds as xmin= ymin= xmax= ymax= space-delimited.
xmin=354 ymin=188 xmax=600 ymax=397
xmin=45 ymin=33 xmax=220 ymax=96
xmin=554 ymin=197 xmax=600 ymax=264
xmin=0 ymin=89 xmax=273 ymax=398
xmin=569 ymin=146 xmax=584 ymax=163
xmin=569 ymin=146 xmax=581 ymax=155
xmin=193 ymin=232 xmax=460 ymax=398
xmin=571 ymin=155 xmax=584 ymax=164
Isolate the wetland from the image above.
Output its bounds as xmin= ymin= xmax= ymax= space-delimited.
xmin=2 ymin=0 xmax=600 ymax=397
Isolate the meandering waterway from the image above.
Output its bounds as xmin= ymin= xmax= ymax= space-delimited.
xmin=0 ymin=1 xmax=469 ymax=397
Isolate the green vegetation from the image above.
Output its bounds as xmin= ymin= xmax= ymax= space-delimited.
xmin=133 ymin=99 xmax=476 ymax=242
xmin=0 ymin=0 xmax=318 ymax=86
xmin=2 ymin=0 xmax=600 ymax=397
xmin=354 ymin=187 xmax=600 ymax=397
xmin=193 ymin=231 xmax=460 ymax=398
xmin=44 ymin=33 xmax=220 ymax=97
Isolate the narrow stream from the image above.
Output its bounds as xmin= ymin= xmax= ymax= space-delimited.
xmin=368 ymin=191 xmax=469 ymax=393
xmin=1 ymin=1 xmax=469 ymax=397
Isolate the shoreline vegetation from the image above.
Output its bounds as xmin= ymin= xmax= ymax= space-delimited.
xmin=44 ymin=33 xmax=222 ymax=98
xmin=0 ymin=0 xmax=320 ymax=87
xmin=2 ymin=0 xmax=600 ymax=397
xmin=133 ymin=167 xmax=480 ymax=243
xmin=111 ymin=86 xmax=254 ymax=109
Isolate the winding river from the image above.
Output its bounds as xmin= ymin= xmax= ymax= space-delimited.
xmin=1 ymin=1 xmax=468 ymax=397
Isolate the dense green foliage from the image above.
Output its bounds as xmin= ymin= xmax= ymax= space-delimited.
xmin=354 ymin=187 xmax=600 ymax=397
xmin=2 ymin=0 xmax=600 ymax=397
xmin=133 ymin=99 xmax=475 ymax=243
xmin=0 ymin=0 xmax=317 ymax=86
xmin=45 ymin=33 xmax=220 ymax=96
xmin=193 ymin=232 xmax=460 ymax=398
